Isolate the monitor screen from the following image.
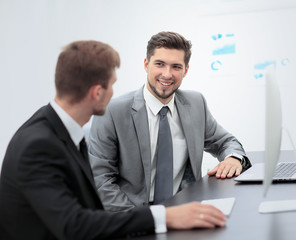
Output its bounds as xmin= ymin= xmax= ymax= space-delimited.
xmin=263 ymin=67 xmax=282 ymax=196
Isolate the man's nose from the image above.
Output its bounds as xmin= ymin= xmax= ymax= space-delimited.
xmin=161 ymin=66 xmax=173 ymax=79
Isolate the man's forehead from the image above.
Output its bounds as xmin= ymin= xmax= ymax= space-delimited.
xmin=151 ymin=48 xmax=185 ymax=65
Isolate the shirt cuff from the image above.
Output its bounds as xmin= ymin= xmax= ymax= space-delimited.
xmin=225 ymin=153 xmax=244 ymax=163
xmin=149 ymin=205 xmax=167 ymax=234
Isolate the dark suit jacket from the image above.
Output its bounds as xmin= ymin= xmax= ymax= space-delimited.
xmin=0 ymin=104 xmax=154 ymax=240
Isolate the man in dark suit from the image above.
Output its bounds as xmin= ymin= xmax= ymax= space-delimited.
xmin=0 ymin=40 xmax=226 ymax=239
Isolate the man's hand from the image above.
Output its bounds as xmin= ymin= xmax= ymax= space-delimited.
xmin=166 ymin=202 xmax=227 ymax=229
xmin=207 ymin=157 xmax=242 ymax=179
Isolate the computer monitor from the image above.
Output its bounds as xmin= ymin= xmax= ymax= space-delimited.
xmin=263 ymin=67 xmax=282 ymax=196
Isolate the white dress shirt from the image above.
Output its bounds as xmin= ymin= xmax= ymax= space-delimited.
xmin=50 ymin=100 xmax=84 ymax=149
xmin=143 ymin=85 xmax=188 ymax=202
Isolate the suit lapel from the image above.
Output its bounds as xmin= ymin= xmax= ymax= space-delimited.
xmin=44 ymin=104 xmax=99 ymax=196
xmin=175 ymin=92 xmax=198 ymax=177
xmin=131 ymin=87 xmax=152 ymax=197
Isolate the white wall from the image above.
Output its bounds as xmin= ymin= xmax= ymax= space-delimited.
xmin=1 ymin=0 xmax=296 ymax=170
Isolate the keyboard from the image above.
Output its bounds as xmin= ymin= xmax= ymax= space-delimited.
xmin=274 ymin=162 xmax=296 ymax=178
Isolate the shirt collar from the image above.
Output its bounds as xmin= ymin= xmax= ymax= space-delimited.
xmin=50 ymin=100 xmax=84 ymax=148
xmin=143 ymin=83 xmax=175 ymax=117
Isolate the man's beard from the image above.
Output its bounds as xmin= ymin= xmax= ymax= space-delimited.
xmin=93 ymin=109 xmax=106 ymax=116
xmin=148 ymin=79 xmax=177 ymax=100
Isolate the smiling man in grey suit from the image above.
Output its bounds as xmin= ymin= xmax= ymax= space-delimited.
xmin=88 ymin=31 xmax=251 ymax=212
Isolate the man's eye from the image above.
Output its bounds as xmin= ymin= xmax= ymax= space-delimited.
xmin=174 ymin=65 xmax=182 ymax=70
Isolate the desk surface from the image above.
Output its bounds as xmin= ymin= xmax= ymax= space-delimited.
xmin=117 ymin=151 xmax=296 ymax=240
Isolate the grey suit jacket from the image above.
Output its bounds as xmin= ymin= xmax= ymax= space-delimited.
xmin=88 ymin=86 xmax=250 ymax=211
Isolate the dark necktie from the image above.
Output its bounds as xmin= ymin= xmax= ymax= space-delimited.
xmin=79 ymin=138 xmax=89 ymax=162
xmin=79 ymin=138 xmax=94 ymax=177
xmin=154 ymin=107 xmax=173 ymax=204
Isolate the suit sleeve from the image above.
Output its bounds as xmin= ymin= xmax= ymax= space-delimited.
xmin=17 ymin=136 xmax=154 ymax=240
xmin=200 ymin=94 xmax=251 ymax=168
xmin=88 ymin=108 xmax=136 ymax=212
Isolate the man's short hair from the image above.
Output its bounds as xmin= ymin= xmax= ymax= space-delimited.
xmin=55 ymin=40 xmax=120 ymax=104
xmin=146 ymin=31 xmax=192 ymax=67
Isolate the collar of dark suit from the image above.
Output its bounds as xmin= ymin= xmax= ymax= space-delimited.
xmin=44 ymin=104 xmax=98 ymax=188
xmin=44 ymin=104 xmax=73 ymax=145
xmin=49 ymin=100 xmax=84 ymax=148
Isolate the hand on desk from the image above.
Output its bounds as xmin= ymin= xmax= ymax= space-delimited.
xmin=207 ymin=157 xmax=243 ymax=179
xmin=166 ymin=202 xmax=227 ymax=229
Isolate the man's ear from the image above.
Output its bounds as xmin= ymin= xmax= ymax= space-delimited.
xmin=144 ymin=58 xmax=149 ymax=72
xmin=183 ymin=65 xmax=189 ymax=77
xmin=90 ymin=84 xmax=103 ymax=100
